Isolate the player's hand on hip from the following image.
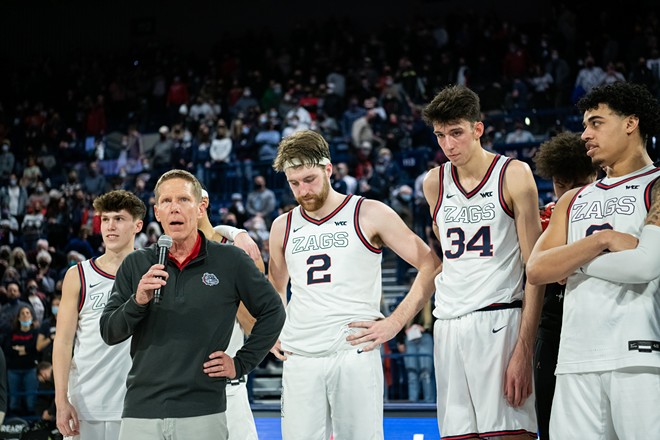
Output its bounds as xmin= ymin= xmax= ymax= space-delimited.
xmin=270 ymin=339 xmax=291 ymax=361
xmin=503 ymin=345 xmax=533 ymax=407
xmin=136 ymin=264 xmax=168 ymax=305
xmin=204 ymin=351 xmax=236 ymax=379
xmin=56 ymin=399 xmax=80 ymax=437
xmin=233 ymin=232 xmax=262 ymax=262
xmin=346 ymin=319 xmax=397 ymax=352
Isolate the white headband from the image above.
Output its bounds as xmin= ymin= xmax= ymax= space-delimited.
xmin=201 ymin=189 xmax=209 ymax=199
xmin=283 ymin=157 xmax=331 ymax=170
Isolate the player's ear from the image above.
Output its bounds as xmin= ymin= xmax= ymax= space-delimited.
xmin=474 ymin=121 xmax=485 ymax=139
xmin=625 ymin=114 xmax=639 ymax=135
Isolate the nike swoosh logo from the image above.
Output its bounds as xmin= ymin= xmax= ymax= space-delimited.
xmin=492 ymin=325 xmax=507 ymax=333
xmin=293 ymin=226 xmax=304 ymax=233
xmin=89 ymin=282 xmax=102 ymax=288
xmin=446 ymin=194 xmax=456 ymax=199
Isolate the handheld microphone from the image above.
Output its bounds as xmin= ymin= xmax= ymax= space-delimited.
xmin=154 ymin=235 xmax=172 ymax=304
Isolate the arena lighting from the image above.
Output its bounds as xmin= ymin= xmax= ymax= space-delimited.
xmin=524 ymin=117 xmax=531 ymax=126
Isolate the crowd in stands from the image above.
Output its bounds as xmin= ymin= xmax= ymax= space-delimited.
xmin=0 ymin=1 xmax=659 ymax=416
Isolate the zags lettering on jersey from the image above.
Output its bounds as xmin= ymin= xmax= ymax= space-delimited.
xmin=444 ymin=203 xmax=496 ymax=224
xmin=290 ymin=232 xmax=349 ymax=254
xmin=570 ymin=196 xmax=636 ymax=221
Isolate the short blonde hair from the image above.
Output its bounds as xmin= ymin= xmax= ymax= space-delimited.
xmin=154 ymin=169 xmax=203 ymax=202
xmin=273 ymin=130 xmax=331 ymax=172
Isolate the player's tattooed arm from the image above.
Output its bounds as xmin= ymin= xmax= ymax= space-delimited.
xmin=645 ymin=179 xmax=660 ymax=226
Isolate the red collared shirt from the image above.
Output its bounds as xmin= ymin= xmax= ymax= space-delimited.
xmin=168 ymin=232 xmax=202 ymax=270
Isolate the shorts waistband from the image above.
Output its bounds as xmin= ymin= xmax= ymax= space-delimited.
xmin=226 ymin=376 xmax=246 ymax=386
xmin=476 ymin=300 xmax=522 ymax=312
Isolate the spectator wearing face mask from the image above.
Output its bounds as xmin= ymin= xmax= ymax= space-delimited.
xmin=231 ymin=87 xmax=260 ymax=119
xmin=37 ymin=295 xmax=60 ymax=364
xmin=27 ymin=181 xmax=50 ymax=213
xmin=4 ymin=306 xmax=40 ymax=416
xmin=246 ymin=175 xmax=277 ymax=228
xmin=0 ymin=174 xmax=28 ymax=224
xmin=228 ymin=193 xmax=250 ymax=229
xmin=0 ymin=283 xmax=35 ymax=346
xmin=373 ymin=147 xmax=402 ymax=197
xmin=34 ymin=250 xmax=56 ymax=295
xmin=24 ymin=279 xmax=47 ymax=325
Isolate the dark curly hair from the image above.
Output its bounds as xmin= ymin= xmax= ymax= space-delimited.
xmin=577 ymin=82 xmax=660 ymax=145
xmin=422 ymin=85 xmax=481 ymax=126
xmin=533 ymin=132 xmax=598 ymax=183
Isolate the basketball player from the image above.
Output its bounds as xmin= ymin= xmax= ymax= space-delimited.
xmin=527 ymin=81 xmax=660 ymax=438
xmin=268 ymin=130 xmax=440 ymax=440
xmin=531 ymin=132 xmax=598 ymax=440
xmin=199 ymin=189 xmax=260 ymax=440
xmin=54 ymin=190 xmax=146 ymax=439
xmin=421 ymin=85 xmax=544 ymax=439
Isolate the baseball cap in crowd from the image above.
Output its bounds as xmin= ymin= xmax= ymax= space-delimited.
xmin=159 ymin=125 xmax=169 ymax=134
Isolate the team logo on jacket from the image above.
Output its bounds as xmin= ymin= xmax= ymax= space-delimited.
xmin=202 ymin=272 xmax=220 ymax=286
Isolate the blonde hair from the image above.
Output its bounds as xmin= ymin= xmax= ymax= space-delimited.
xmin=154 ymin=169 xmax=203 ymax=202
xmin=273 ymin=130 xmax=331 ymax=172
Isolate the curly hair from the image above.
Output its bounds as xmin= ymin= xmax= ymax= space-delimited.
xmin=273 ymin=130 xmax=331 ymax=172
xmin=577 ymin=82 xmax=660 ymax=144
xmin=422 ymin=84 xmax=481 ymax=126
xmin=533 ymin=132 xmax=598 ymax=183
xmin=93 ymin=189 xmax=147 ymax=220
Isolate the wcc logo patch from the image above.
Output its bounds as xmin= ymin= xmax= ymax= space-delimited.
xmin=202 ymin=272 xmax=220 ymax=286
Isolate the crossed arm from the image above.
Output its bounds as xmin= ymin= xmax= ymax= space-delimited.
xmin=528 ymin=179 xmax=660 ymax=285
xmin=580 ymin=179 xmax=660 ymax=283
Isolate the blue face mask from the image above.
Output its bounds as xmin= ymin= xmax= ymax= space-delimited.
xmin=51 ymin=306 xmax=59 ymax=316
xmin=20 ymin=320 xmax=32 ymax=327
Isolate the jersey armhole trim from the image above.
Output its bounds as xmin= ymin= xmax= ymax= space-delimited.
xmin=498 ymin=157 xmax=515 ymax=218
xmin=282 ymin=210 xmax=293 ymax=253
xmin=76 ymin=262 xmax=85 ymax=312
xmin=354 ymin=197 xmax=382 ymax=254
xmin=432 ymin=165 xmax=444 ymax=222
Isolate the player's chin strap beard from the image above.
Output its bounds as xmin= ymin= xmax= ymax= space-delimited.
xmin=283 ymin=157 xmax=331 ymax=170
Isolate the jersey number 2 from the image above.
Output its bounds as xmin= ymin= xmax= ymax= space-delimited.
xmin=307 ymin=254 xmax=331 ymax=284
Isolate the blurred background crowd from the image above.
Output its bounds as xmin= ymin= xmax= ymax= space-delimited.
xmin=0 ymin=0 xmax=659 ymax=418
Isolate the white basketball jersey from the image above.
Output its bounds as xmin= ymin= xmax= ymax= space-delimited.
xmin=280 ymin=195 xmax=384 ymax=356
xmin=432 ymin=155 xmax=524 ymax=319
xmin=216 ymin=237 xmax=250 ymax=396
xmin=558 ymin=164 xmax=660 ymax=374
xmin=69 ymin=258 xmax=132 ymax=421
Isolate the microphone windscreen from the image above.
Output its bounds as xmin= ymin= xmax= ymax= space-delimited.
xmin=157 ymin=234 xmax=173 ymax=249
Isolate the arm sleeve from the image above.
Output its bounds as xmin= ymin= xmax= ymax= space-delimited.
xmin=100 ymin=254 xmax=150 ymax=345
xmin=580 ymin=225 xmax=660 ymax=284
xmin=214 ymin=225 xmax=248 ymax=241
